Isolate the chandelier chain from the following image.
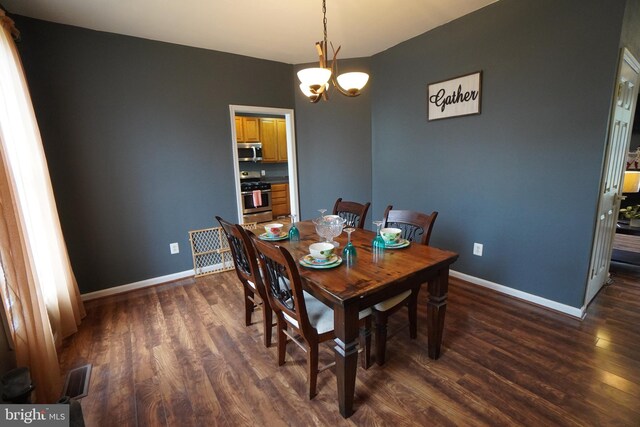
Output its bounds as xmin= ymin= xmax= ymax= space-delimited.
xmin=322 ymin=0 xmax=328 ymax=48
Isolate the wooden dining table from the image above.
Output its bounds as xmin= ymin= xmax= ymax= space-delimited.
xmin=274 ymin=220 xmax=459 ymax=418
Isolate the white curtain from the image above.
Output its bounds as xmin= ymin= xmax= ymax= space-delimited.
xmin=0 ymin=10 xmax=85 ymax=403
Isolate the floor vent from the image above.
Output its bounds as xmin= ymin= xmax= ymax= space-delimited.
xmin=62 ymin=364 xmax=92 ymax=399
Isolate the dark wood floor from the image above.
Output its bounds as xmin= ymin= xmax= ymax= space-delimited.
xmin=59 ymin=264 xmax=640 ymax=426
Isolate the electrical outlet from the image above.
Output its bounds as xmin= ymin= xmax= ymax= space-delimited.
xmin=261 ymin=170 xmax=266 ymax=176
xmin=473 ymin=243 xmax=483 ymax=256
xmin=170 ymin=242 xmax=179 ymax=254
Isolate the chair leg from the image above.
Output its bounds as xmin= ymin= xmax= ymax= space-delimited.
xmin=408 ymin=287 xmax=420 ymax=339
xmin=375 ymin=312 xmax=388 ymax=366
xmin=277 ymin=318 xmax=287 ymax=366
xmin=262 ymin=304 xmax=273 ymax=347
xmin=307 ymin=342 xmax=319 ymax=399
xmin=243 ymin=287 xmax=253 ymax=326
xmin=360 ymin=317 xmax=372 ymax=369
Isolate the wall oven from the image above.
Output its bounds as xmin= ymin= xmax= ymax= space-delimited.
xmin=240 ymin=171 xmax=272 ymax=223
xmin=238 ymin=142 xmax=263 ymax=162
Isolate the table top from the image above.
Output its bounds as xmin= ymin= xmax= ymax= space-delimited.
xmin=616 ymin=219 xmax=640 ymax=236
xmin=270 ymin=221 xmax=459 ymax=308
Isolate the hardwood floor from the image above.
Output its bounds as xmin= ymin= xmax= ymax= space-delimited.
xmin=613 ymin=233 xmax=640 ymax=252
xmin=59 ymin=267 xmax=640 ymax=426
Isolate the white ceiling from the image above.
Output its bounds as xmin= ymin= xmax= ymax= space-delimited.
xmin=2 ymin=0 xmax=497 ymax=64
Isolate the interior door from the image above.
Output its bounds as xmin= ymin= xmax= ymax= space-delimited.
xmin=585 ymin=48 xmax=640 ymax=306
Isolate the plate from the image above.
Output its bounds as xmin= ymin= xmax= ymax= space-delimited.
xmin=301 ymin=254 xmax=339 ymax=265
xmin=299 ymin=255 xmax=342 ymax=269
xmin=385 ymin=238 xmax=410 ymax=249
xmin=259 ymin=232 xmax=288 ymax=241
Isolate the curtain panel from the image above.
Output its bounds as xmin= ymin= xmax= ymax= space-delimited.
xmin=0 ymin=10 xmax=85 ymax=403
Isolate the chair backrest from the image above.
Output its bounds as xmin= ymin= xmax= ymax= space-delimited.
xmin=332 ymin=198 xmax=371 ymax=229
xmin=382 ymin=206 xmax=438 ymax=246
xmin=216 ymin=216 xmax=268 ymax=301
xmin=250 ymin=236 xmax=316 ymax=338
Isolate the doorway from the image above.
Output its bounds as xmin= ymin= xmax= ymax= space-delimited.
xmin=229 ymin=105 xmax=300 ymax=224
xmin=585 ymin=48 xmax=640 ymax=306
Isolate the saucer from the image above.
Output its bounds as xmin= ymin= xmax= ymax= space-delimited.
xmin=299 ymin=254 xmax=342 ymax=269
xmin=384 ymin=238 xmax=410 ymax=249
xmin=301 ymin=254 xmax=339 ymax=265
xmin=259 ymin=232 xmax=288 ymax=241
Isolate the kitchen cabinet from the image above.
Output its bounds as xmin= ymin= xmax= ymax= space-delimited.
xmin=235 ymin=116 xmax=260 ymax=142
xmin=271 ymin=183 xmax=290 ymax=218
xmin=260 ymin=118 xmax=287 ymax=162
xmin=276 ymin=118 xmax=288 ymax=162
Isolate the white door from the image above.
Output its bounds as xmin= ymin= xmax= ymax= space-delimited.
xmin=585 ymin=48 xmax=640 ymax=306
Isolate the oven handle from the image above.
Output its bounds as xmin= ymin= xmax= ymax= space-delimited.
xmin=241 ymin=189 xmax=271 ymax=195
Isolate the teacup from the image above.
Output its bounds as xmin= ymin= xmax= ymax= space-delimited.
xmin=309 ymin=242 xmax=335 ymax=261
xmin=264 ymin=223 xmax=283 ymax=237
xmin=380 ymin=227 xmax=402 ymax=244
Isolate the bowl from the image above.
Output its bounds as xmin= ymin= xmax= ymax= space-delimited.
xmin=380 ymin=227 xmax=402 ymax=244
xmin=312 ymin=215 xmax=346 ymax=244
xmin=309 ymin=242 xmax=335 ymax=261
xmin=264 ymin=223 xmax=283 ymax=237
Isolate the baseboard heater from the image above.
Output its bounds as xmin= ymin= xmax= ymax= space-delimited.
xmin=62 ymin=364 xmax=92 ymax=399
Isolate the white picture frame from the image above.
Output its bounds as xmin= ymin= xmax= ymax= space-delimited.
xmin=427 ymin=71 xmax=482 ymax=121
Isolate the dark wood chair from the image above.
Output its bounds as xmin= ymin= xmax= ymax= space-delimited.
xmin=332 ymin=198 xmax=371 ymax=229
xmin=382 ymin=206 xmax=438 ymax=246
xmin=372 ymin=206 xmax=439 ymax=365
xmin=216 ymin=216 xmax=273 ymax=347
xmin=250 ymin=235 xmax=372 ymax=399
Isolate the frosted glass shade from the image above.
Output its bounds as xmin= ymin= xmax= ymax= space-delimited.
xmin=297 ymin=67 xmax=331 ymax=89
xmin=299 ymin=83 xmax=328 ymax=98
xmin=336 ymin=72 xmax=369 ymax=94
xmin=623 ymin=171 xmax=640 ymax=193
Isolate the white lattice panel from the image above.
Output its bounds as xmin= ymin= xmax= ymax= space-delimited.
xmin=189 ymin=222 xmax=257 ymax=277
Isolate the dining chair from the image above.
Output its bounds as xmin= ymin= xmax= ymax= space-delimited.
xmin=371 ymin=206 xmax=439 ymax=365
xmin=383 ymin=206 xmax=438 ymax=246
xmin=216 ymin=216 xmax=273 ymax=347
xmin=250 ymin=235 xmax=372 ymax=399
xmin=332 ymin=198 xmax=371 ymax=229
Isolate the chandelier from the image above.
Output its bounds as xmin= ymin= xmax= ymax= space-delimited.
xmin=297 ymin=0 xmax=369 ymax=103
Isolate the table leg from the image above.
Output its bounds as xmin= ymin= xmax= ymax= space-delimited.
xmin=427 ymin=267 xmax=449 ymax=359
xmin=333 ymin=303 xmax=359 ymax=418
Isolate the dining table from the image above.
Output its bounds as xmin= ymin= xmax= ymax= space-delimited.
xmin=272 ymin=220 xmax=459 ymax=418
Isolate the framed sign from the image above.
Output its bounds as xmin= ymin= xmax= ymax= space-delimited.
xmin=427 ymin=71 xmax=482 ymax=121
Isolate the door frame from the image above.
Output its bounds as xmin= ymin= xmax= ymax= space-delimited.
xmin=229 ymin=105 xmax=299 ymax=223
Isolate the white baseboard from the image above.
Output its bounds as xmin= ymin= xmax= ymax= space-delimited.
xmin=81 ymin=266 xmax=587 ymax=319
xmin=450 ymin=270 xmax=586 ymax=319
xmin=81 ymin=269 xmax=195 ymax=301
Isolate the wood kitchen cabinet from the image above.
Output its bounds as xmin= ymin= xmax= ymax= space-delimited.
xmin=276 ymin=118 xmax=287 ymax=162
xmin=235 ymin=116 xmax=260 ymax=142
xmin=259 ymin=118 xmax=287 ymax=162
xmin=271 ymin=183 xmax=290 ymax=218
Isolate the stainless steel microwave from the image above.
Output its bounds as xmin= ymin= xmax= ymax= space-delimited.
xmin=238 ymin=142 xmax=263 ymax=162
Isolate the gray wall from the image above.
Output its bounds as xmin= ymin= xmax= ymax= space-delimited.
xmin=14 ymin=17 xmax=295 ymax=294
xmin=621 ymin=0 xmax=640 ymax=59
xmin=294 ymin=58 xmax=373 ymax=222
xmin=10 ymin=0 xmax=632 ymax=309
xmin=371 ymin=0 xmax=625 ymax=308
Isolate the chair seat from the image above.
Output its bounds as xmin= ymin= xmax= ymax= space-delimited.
xmin=246 ymin=269 xmax=265 ymax=290
xmin=373 ymin=289 xmax=412 ymax=312
xmin=284 ymin=291 xmax=372 ymax=335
